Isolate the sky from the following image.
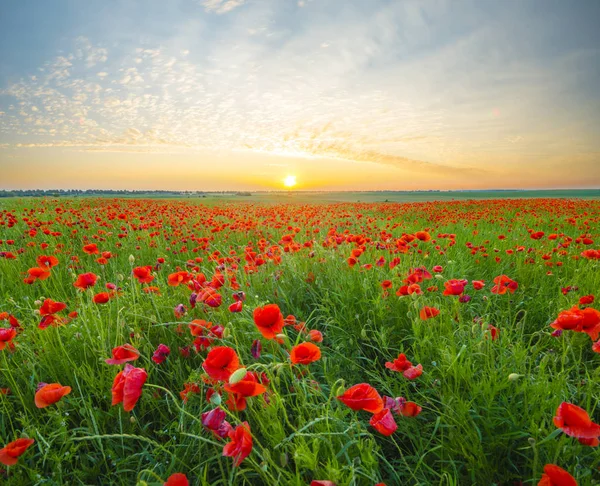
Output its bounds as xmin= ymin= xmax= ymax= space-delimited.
xmin=1 ymin=0 xmax=599 ymax=191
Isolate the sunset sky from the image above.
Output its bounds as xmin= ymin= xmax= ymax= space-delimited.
xmin=1 ymin=0 xmax=599 ymax=191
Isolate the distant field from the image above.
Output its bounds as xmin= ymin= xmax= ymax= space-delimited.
xmin=196 ymin=189 xmax=600 ymax=204
xmin=3 ymin=189 xmax=598 ymax=204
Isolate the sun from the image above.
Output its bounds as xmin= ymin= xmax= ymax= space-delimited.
xmin=283 ymin=175 xmax=297 ymax=188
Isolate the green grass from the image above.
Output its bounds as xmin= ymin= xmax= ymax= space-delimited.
xmin=0 ymin=197 xmax=599 ymax=485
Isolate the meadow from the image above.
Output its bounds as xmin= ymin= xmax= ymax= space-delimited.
xmin=0 ymin=196 xmax=599 ymax=485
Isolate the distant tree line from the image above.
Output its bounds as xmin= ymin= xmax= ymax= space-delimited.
xmin=0 ymin=189 xmax=208 ymax=198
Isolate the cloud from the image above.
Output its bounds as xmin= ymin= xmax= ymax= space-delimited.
xmin=201 ymin=0 xmax=246 ymax=14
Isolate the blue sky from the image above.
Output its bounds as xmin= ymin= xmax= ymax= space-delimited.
xmin=1 ymin=0 xmax=599 ymax=190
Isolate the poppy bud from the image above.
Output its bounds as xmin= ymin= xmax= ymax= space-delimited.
xmin=209 ymin=392 xmax=222 ymax=406
xmin=434 ymin=274 xmax=444 ymax=280
xmin=117 ymin=273 xmax=124 ymax=281
xmin=34 ymin=300 xmax=42 ymax=306
xmin=280 ymin=452 xmax=288 ymax=467
xmin=275 ymin=333 xmax=287 ymax=341
xmin=223 ymin=327 xmax=231 ymax=339
xmin=229 ymin=368 xmax=248 ymax=385
xmin=130 ymin=416 xmax=136 ymax=424
xmin=508 ymin=373 xmax=523 ymax=381
xmin=128 ymin=255 xmax=135 ymax=264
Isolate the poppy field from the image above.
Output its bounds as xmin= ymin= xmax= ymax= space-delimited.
xmin=1 ymin=196 xmax=599 ymax=486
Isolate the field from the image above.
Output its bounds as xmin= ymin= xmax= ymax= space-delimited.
xmin=1 ymin=196 xmax=599 ymax=485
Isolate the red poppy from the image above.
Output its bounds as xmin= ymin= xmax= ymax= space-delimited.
xmin=93 ymin=292 xmax=111 ymax=304
xmin=0 ymin=327 xmax=17 ymax=351
xmin=399 ymin=401 xmax=422 ymax=417
xmin=105 ymin=344 xmax=140 ymax=365
xmin=290 ymin=342 xmax=321 ymax=365
xmin=224 ymin=371 xmax=267 ymax=397
xmin=35 ymin=383 xmax=71 ymax=408
xmin=36 ymin=255 xmax=59 ymax=268
xmin=202 ymin=346 xmax=240 ymax=381
xmin=491 ymin=275 xmax=518 ymax=295
xmin=0 ymin=438 xmax=35 ymax=466
xmin=152 ymin=343 xmax=171 ymax=364
xmin=369 ymin=408 xmax=398 ymax=436
xmin=168 ymin=271 xmax=192 ymax=286
xmin=164 ymin=473 xmax=189 ymax=486
xmin=253 ymin=304 xmax=284 ymax=340
xmin=443 ymin=279 xmax=467 ymax=296
xmin=73 ymin=272 xmax=98 ymax=290
xmin=337 ymin=383 xmax=383 ymax=413
xmin=384 ymin=353 xmax=422 ymax=380
xmin=39 ymin=298 xmax=67 ymax=316
xmin=415 ymin=231 xmax=431 ymax=242
xmin=472 ymin=280 xmax=485 ymax=290
xmin=537 ymin=464 xmax=577 ymax=486
xmin=553 ymin=402 xmax=600 ymax=440
xmin=111 ymin=364 xmax=147 ymax=412
xmin=419 ymin=306 xmax=440 ymax=320
xmin=24 ymin=266 xmax=51 ymax=283
xmin=83 ymin=243 xmax=99 ymax=254
xmin=223 ymin=422 xmax=253 ymax=466
xmin=202 ymin=407 xmax=232 ymax=438
xmin=228 ymin=301 xmax=243 ymax=313
xmin=133 ymin=266 xmax=154 ymax=283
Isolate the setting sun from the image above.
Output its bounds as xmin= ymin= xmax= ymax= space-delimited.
xmin=284 ymin=175 xmax=297 ymax=188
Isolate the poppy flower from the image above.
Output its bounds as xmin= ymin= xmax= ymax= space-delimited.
xmin=308 ymin=329 xmax=323 ymax=342
xmin=0 ymin=327 xmax=17 ymax=350
xmin=202 ymin=346 xmax=240 ymax=381
xmin=133 ymin=266 xmax=154 ymax=283
xmin=39 ymin=298 xmax=67 ymax=316
xmin=472 ymin=280 xmax=485 ymax=290
xmin=83 ymin=243 xmax=99 ymax=254
xmin=491 ymin=275 xmax=518 ymax=295
xmin=24 ymin=266 xmax=51 ymax=283
xmin=399 ymin=401 xmax=422 ymax=417
xmin=385 ymin=353 xmax=422 ymax=380
xmin=337 ymin=383 xmax=384 ymax=413
xmin=93 ymin=292 xmax=111 ymax=304
xmin=553 ymin=402 xmax=600 ymax=440
xmin=167 ymin=271 xmax=192 ymax=286
xmin=36 ymin=255 xmax=59 ymax=268
xmin=415 ymin=231 xmax=431 ymax=242
xmin=443 ymin=279 xmax=467 ymax=296
xmin=152 ymin=344 xmax=171 ymax=364
xmin=537 ymin=464 xmax=577 ymax=486
xmin=251 ymin=339 xmax=262 ymax=359
xmin=73 ymin=272 xmax=98 ymax=290
xmin=164 ymin=473 xmax=189 ymax=486
xmin=228 ymin=301 xmax=243 ymax=313
xmin=38 ymin=314 xmax=64 ymax=330
xmin=35 ymin=383 xmax=71 ymax=408
xmin=579 ymin=295 xmax=594 ymax=305
xmin=290 ymin=342 xmax=321 ymax=365
xmin=310 ymin=482 xmax=337 ymax=486
xmin=223 ymin=422 xmax=253 ymax=466
xmin=224 ymin=371 xmax=266 ymax=397
xmin=111 ymin=364 xmax=148 ymax=412
xmin=0 ymin=438 xmax=35 ymax=466
xmin=253 ymin=304 xmax=284 ymax=340
xmin=202 ymin=407 xmax=232 ymax=438
xmin=419 ymin=306 xmax=440 ymax=320
xmin=369 ymin=408 xmax=398 ymax=436
xmin=105 ymin=344 xmax=140 ymax=365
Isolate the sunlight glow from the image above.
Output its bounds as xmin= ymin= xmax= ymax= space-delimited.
xmin=283 ymin=175 xmax=297 ymax=188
